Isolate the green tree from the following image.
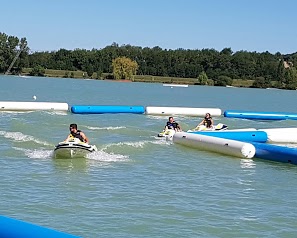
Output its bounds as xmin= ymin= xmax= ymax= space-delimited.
xmin=197 ymin=71 xmax=208 ymax=85
xmin=215 ymin=75 xmax=233 ymax=86
xmin=276 ymin=59 xmax=285 ymax=86
xmin=284 ymin=68 xmax=297 ymax=90
xmin=96 ymin=69 xmax=103 ymax=79
xmin=0 ymin=32 xmax=29 ymax=73
xmin=86 ymin=64 xmax=94 ymax=78
xmin=30 ymin=65 xmax=45 ymax=76
xmin=252 ymin=77 xmax=271 ymax=88
xmin=112 ymin=57 xmax=138 ymax=80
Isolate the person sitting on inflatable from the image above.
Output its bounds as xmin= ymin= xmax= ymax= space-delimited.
xmin=197 ymin=113 xmax=214 ymax=129
xmin=165 ymin=116 xmax=182 ymax=132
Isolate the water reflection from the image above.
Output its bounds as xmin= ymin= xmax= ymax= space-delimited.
xmin=240 ymin=159 xmax=256 ymax=169
xmin=52 ymin=157 xmax=88 ymax=173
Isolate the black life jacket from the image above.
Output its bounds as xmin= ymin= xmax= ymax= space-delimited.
xmin=70 ymin=130 xmax=84 ymax=142
xmin=166 ymin=121 xmax=178 ymax=129
xmin=204 ymin=117 xmax=212 ymax=128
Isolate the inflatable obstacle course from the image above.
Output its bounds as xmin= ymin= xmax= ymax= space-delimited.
xmin=224 ymin=110 xmax=297 ymax=120
xmin=0 ymin=215 xmax=80 ymax=238
xmin=0 ymin=101 xmax=69 ymax=111
xmin=71 ymin=105 xmax=145 ymax=114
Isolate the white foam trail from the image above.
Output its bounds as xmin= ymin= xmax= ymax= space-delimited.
xmin=86 ymin=126 xmax=126 ymax=130
xmin=101 ymin=139 xmax=172 ymax=150
xmin=87 ymin=150 xmax=129 ymax=162
xmin=0 ymin=111 xmax=32 ymax=114
xmin=0 ymin=130 xmax=52 ymax=146
xmin=44 ymin=111 xmax=68 ymax=116
xmin=150 ymin=139 xmax=172 ymax=145
xmin=102 ymin=141 xmax=146 ymax=150
xmin=146 ymin=115 xmax=190 ymax=120
xmin=13 ymin=147 xmax=53 ymax=159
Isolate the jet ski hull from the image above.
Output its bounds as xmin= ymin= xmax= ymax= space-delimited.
xmin=54 ymin=141 xmax=97 ymax=159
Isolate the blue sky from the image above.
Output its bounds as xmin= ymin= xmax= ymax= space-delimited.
xmin=1 ymin=0 xmax=296 ymax=54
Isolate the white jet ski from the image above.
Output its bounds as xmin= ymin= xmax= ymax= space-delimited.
xmin=157 ymin=129 xmax=178 ymax=141
xmin=54 ymin=138 xmax=97 ymax=159
xmin=187 ymin=123 xmax=228 ymax=132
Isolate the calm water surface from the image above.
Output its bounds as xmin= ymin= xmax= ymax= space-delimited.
xmin=1 ymin=75 xmax=297 ymax=237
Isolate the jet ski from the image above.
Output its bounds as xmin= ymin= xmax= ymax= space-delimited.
xmin=54 ymin=138 xmax=97 ymax=159
xmin=187 ymin=123 xmax=228 ymax=132
xmin=157 ymin=129 xmax=178 ymax=141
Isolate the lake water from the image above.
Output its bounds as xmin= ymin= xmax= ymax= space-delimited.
xmin=1 ymin=75 xmax=297 ymax=237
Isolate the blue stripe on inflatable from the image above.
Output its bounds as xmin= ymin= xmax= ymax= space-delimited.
xmin=0 ymin=215 xmax=80 ymax=238
xmin=224 ymin=110 xmax=297 ymax=120
xmin=251 ymin=142 xmax=297 ymax=165
xmin=71 ymin=105 xmax=145 ymax=114
xmin=189 ymin=131 xmax=268 ymax=143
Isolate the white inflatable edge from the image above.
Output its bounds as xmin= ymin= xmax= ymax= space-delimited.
xmin=173 ymin=132 xmax=255 ymax=159
xmin=259 ymin=128 xmax=297 ymax=143
xmin=223 ymin=127 xmax=297 ymax=143
xmin=0 ymin=101 xmax=69 ymax=111
xmin=145 ymin=106 xmax=222 ymax=116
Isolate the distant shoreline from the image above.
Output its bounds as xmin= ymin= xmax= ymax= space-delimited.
xmin=4 ymin=68 xmax=255 ymax=88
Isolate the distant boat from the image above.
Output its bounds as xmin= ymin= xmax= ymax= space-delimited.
xmin=163 ymin=84 xmax=188 ymax=88
xmin=226 ymin=85 xmax=235 ymax=88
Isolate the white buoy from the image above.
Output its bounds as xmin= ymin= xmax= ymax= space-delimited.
xmin=33 ymin=95 xmax=37 ymax=100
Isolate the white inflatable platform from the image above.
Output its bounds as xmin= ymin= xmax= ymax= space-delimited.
xmin=227 ymin=127 xmax=297 ymax=144
xmin=173 ymin=132 xmax=256 ymax=159
xmin=145 ymin=106 xmax=222 ymax=117
xmin=0 ymin=101 xmax=69 ymax=111
xmin=259 ymin=128 xmax=297 ymax=143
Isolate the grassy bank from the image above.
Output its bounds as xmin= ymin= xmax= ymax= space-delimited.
xmin=21 ymin=68 xmax=254 ymax=87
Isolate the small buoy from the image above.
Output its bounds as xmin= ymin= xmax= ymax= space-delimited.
xmin=33 ymin=95 xmax=37 ymax=100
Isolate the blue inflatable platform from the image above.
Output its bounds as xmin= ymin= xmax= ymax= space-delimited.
xmin=224 ymin=110 xmax=297 ymax=120
xmin=252 ymin=143 xmax=297 ymax=165
xmin=71 ymin=105 xmax=145 ymax=114
xmin=190 ymin=131 xmax=268 ymax=143
xmin=0 ymin=215 xmax=80 ymax=238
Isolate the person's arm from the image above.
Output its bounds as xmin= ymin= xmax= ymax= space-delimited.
xmin=198 ymin=119 xmax=204 ymax=126
xmin=80 ymin=132 xmax=89 ymax=143
xmin=64 ymin=134 xmax=71 ymax=142
xmin=165 ymin=122 xmax=169 ymax=130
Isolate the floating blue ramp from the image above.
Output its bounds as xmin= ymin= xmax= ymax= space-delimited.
xmin=0 ymin=215 xmax=80 ymax=238
xmin=71 ymin=105 xmax=145 ymax=114
xmin=190 ymin=131 xmax=268 ymax=143
xmin=252 ymin=142 xmax=297 ymax=165
xmin=224 ymin=110 xmax=297 ymax=120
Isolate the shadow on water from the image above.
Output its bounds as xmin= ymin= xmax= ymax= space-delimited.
xmin=51 ymin=156 xmax=89 ymax=173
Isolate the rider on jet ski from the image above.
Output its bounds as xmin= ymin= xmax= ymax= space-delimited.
xmin=165 ymin=117 xmax=182 ymax=131
xmin=65 ymin=123 xmax=89 ymax=143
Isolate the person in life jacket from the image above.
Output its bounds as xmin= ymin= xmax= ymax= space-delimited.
xmin=65 ymin=123 xmax=89 ymax=143
xmin=165 ymin=116 xmax=182 ymax=131
xmin=198 ymin=113 xmax=214 ymax=128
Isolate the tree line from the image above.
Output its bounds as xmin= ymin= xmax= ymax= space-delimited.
xmin=1 ymin=32 xmax=297 ymax=89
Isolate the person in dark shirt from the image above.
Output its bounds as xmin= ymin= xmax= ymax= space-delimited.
xmin=65 ymin=123 xmax=89 ymax=143
xmin=165 ymin=117 xmax=182 ymax=131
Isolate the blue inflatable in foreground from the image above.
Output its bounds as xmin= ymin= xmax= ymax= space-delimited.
xmin=0 ymin=215 xmax=80 ymax=238
xmin=190 ymin=131 xmax=268 ymax=143
xmin=71 ymin=105 xmax=145 ymax=114
xmin=224 ymin=110 xmax=297 ymax=120
xmin=251 ymin=142 xmax=297 ymax=165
